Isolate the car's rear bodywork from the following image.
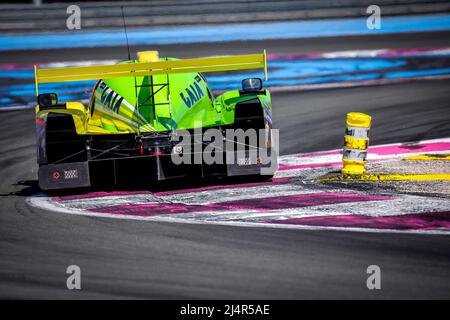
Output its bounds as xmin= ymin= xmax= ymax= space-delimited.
xmin=34 ymin=51 xmax=276 ymax=190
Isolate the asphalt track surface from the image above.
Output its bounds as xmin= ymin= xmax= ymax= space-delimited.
xmin=1 ymin=32 xmax=450 ymax=299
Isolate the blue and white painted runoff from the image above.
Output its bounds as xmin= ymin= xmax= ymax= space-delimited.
xmin=1 ymin=14 xmax=450 ymax=51
xmin=2 ymin=48 xmax=450 ymax=110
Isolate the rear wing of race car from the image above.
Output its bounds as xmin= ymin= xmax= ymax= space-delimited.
xmin=34 ymin=50 xmax=268 ymax=96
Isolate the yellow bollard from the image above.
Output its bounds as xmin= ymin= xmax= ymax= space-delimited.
xmin=342 ymin=112 xmax=371 ymax=175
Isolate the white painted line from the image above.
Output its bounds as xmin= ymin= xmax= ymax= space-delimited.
xmin=26 ymin=196 xmax=450 ymax=236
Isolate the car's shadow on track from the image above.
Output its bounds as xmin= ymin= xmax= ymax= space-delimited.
xmin=0 ymin=180 xmax=40 ymax=197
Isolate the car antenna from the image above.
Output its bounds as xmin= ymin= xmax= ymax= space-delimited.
xmin=120 ymin=6 xmax=131 ymax=61
xmin=121 ymin=6 xmax=142 ymax=135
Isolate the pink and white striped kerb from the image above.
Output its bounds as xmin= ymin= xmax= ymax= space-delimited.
xmin=27 ymin=138 xmax=450 ymax=234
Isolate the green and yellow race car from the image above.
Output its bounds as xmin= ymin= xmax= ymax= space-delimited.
xmin=34 ymin=50 xmax=276 ymax=190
